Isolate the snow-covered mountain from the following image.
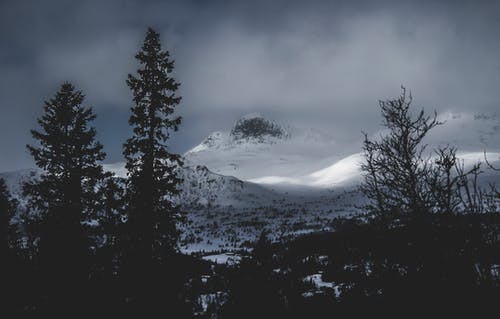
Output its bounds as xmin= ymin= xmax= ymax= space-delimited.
xmin=185 ymin=112 xmax=500 ymax=188
xmin=0 ymin=164 xmax=275 ymax=211
xmin=3 ymin=112 xmax=499 ymax=201
xmin=185 ymin=113 xmax=345 ymax=180
xmin=2 ymin=111 xmax=500 ymax=253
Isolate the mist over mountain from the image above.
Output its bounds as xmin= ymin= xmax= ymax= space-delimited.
xmin=185 ymin=113 xmax=341 ymax=180
xmin=185 ymin=111 xmax=500 ymax=183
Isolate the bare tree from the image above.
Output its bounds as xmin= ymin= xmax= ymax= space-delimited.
xmin=361 ymin=87 xmax=441 ymax=218
xmin=427 ymin=146 xmax=462 ymax=214
xmin=362 ymin=87 xmax=499 ymax=221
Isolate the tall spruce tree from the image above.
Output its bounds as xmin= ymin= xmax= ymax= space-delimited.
xmin=23 ymin=82 xmax=106 ymax=304
xmin=123 ymin=27 xmax=183 ymax=266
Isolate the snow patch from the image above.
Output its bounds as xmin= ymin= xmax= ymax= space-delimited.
xmin=202 ymin=252 xmax=242 ymax=265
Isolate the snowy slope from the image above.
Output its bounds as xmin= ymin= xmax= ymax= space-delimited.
xmin=250 ymin=153 xmax=364 ymax=187
xmin=185 ymin=112 xmax=500 ymax=188
xmin=250 ymin=152 xmax=500 ymax=188
xmin=106 ymin=162 xmax=288 ymax=210
xmin=184 ymin=113 xmax=343 ymax=180
xmin=0 ymin=164 xmax=267 ymax=208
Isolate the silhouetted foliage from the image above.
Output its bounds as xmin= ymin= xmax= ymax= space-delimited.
xmin=360 ymin=87 xmax=499 ymax=222
xmin=123 ymin=27 xmax=183 ymax=262
xmin=92 ymin=175 xmax=126 ymax=280
xmin=0 ymin=178 xmax=16 ymax=249
xmin=361 ymin=87 xmax=441 ymax=218
xmin=0 ymin=178 xmax=34 ymax=316
xmin=22 ymin=82 xmax=106 ymax=313
xmin=218 ymin=232 xmax=289 ymax=318
xmin=120 ymin=27 xmax=189 ymax=315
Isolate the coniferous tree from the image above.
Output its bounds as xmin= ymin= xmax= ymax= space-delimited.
xmin=23 ymin=82 xmax=106 ymax=309
xmin=95 ymin=175 xmax=126 ymax=279
xmin=0 ymin=178 xmax=26 ymax=315
xmin=0 ymin=178 xmax=16 ymax=250
xmin=123 ymin=27 xmax=183 ymax=266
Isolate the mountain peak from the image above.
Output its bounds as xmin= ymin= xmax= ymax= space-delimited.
xmin=230 ymin=113 xmax=287 ymax=140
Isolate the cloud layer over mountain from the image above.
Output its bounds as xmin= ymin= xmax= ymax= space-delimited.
xmin=1 ymin=0 xmax=500 ymax=171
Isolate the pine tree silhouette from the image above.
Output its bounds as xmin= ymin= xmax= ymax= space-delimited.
xmin=121 ymin=27 xmax=185 ymax=314
xmin=23 ymin=82 xmax=106 ymax=312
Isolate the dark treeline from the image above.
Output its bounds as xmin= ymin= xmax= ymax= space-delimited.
xmin=356 ymin=91 xmax=500 ymax=314
xmin=0 ymin=29 xmax=499 ymax=317
xmin=201 ymin=89 xmax=500 ymax=318
xmin=1 ymin=28 xmax=205 ymax=317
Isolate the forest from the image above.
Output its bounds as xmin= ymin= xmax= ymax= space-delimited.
xmin=1 ymin=28 xmax=499 ymax=317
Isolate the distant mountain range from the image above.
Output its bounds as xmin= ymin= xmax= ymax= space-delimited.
xmin=2 ymin=112 xmax=500 ymax=253
xmin=184 ymin=112 xmax=500 ymax=187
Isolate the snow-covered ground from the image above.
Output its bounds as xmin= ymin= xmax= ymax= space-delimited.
xmin=201 ymin=252 xmax=242 ymax=265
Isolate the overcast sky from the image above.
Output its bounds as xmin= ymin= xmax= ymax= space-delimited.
xmin=1 ymin=0 xmax=499 ymax=171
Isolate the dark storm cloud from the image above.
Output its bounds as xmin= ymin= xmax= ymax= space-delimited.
xmin=1 ymin=0 xmax=499 ymax=171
